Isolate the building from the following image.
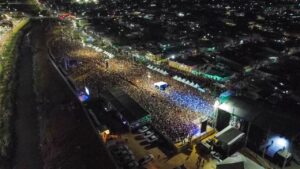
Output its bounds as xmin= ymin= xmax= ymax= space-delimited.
xmin=215 ymin=96 xmax=300 ymax=168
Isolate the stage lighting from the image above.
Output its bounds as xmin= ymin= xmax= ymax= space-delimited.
xmin=85 ymin=86 xmax=90 ymax=95
xmin=214 ymin=100 xmax=220 ymax=109
xmin=275 ymin=136 xmax=289 ymax=148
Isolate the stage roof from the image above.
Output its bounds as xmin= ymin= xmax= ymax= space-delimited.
xmin=218 ymin=96 xmax=300 ymax=137
xmin=104 ymin=88 xmax=149 ymax=123
xmin=215 ymin=126 xmax=245 ymax=146
xmin=218 ymin=96 xmax=264 ymax=122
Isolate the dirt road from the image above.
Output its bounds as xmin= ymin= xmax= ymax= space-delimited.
xmin=13 ymin=29 xmax=43 ymax=169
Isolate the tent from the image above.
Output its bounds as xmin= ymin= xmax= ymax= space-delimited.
xmin=217 ymin=152 xmax=264 ymax=169
xmin=154 ymin=81 xmax=169 ymax=91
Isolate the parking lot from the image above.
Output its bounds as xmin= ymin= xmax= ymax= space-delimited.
xmin=87 ymin=99 xmax=217 ymax=169
xmin=117 ymin=125 xmax=218 ymax=169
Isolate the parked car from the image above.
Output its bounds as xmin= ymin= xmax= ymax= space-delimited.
xmin=111 ymin=144 xmax=129 ymax=152
xmin=126 ymin=160 xmax=139 ymax=169
xmin=106 ymin=140 xmax=118 ymax=148
xmin=117 ymin=144 xmax=129 ymax=151
xmin=120 ymin=154 xmax=135 ymax=164
xmin=138 ymin=126 xmax=149 ymax=133
xmin=146 ymin=135 xmax=158 ymax=143
xmin=173 ymin=164 xmax=187 ymax=169
xmin=138 ymin=154 xmax=154 ymax=166
xmin=142 ymin=131 xmax=154 ymax=138
xmin=113 ymin=149 xmax=130 ymax=157
xmin=127 ymin=150 xmax=134 ymax=155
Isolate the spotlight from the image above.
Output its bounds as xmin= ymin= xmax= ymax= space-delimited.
xmin=275 ymin=136 xmax=288 ymax=148
xmin=214 ymin=100 xmax=220 ymax=109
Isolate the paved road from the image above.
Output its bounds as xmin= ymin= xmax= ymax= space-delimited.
xmin=13 ymin=29 xmax=43 ymax=169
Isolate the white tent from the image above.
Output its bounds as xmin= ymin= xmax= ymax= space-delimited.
xmin=217 ymin=152 xmax=264 ymax=169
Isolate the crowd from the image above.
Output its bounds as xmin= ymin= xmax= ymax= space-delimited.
xmin=50 ymin=27 xmax=215 ymax=143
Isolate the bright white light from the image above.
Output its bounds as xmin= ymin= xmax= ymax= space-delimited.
xmin=218 ymin=103 xmax=232 ymax=113
xmin=275 ymin=137 xmax=288 ymax=148
xmin=178 ymin=12 xmax=185 ymax=17
xmin=170 ymin=54 xmax=176 ymax=59
xmin=85 ymin=86 xmax=90 ymax=95
xmin=103 ymin=129 xmax=110 ymax=135
xmin=214 ymin=100 xmax=220 ymax=109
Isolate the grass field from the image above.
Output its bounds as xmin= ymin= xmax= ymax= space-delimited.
xmin=0 ymin=18 xmax=29 ymax=169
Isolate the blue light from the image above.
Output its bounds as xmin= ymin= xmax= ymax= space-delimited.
xmin=78 ymin=90 xmax=89 ymax=102
xmin=163 ymin=91 xmax=214 ymax=116
xmin=79 ymin=94 xmax=89 ymax=102
xmin=191 ymin=126 xmax=200 ymax=135
xmin=219 ymin=90 xmax=233 ymax=98
xmin=274 ymin=136 xmax=289 ymax=148
xmin=266 ymin=135 xmax=290 ymax=157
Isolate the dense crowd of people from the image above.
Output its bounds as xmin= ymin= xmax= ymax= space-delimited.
xmin=50 ymin=27 xmax=215 ymax=143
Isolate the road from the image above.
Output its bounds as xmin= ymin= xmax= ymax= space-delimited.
xmin=13 ymin=28 xmax=43 ymax=169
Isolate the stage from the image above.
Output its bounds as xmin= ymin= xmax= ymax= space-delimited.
xmin=175 ymin=125 xmax=216 ymax=152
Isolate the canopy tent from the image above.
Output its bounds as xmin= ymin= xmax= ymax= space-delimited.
xmin=147 ymin=65 xmax=169 ymax=75
xmin=172 ymin=75 xmax=205 ymax=92
xmin=154 ymin=81 xmax=169 ymax=91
